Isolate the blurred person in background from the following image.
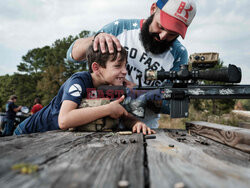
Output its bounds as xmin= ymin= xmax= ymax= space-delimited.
xmin=31 ymin=97 xmax=43 ymax=115
xmin=1 ymin=95 xmax=22 ymax=136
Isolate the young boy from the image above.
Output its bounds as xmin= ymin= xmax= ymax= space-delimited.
xmin=14 ymin=42 xmax=155 ymax=135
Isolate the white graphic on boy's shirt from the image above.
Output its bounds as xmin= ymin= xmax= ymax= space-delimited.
xmin=69 ymin=84 xmax=82 ymax=97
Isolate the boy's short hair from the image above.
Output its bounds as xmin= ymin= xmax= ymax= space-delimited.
xmin=86 ymin=42 xmax=127 ymax=73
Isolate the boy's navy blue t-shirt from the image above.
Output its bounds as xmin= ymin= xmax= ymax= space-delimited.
xmin=21 ymin=71 xmax=93 ymax=134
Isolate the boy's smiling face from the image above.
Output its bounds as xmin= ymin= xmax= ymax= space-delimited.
xmin=99 ymin=57 xmax=127 ymax=86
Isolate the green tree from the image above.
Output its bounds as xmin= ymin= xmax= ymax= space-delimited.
xmin=16 ymin=30 xmax=91 ymax=105
xmin=0 ymin=74 xmax=38 ymax=111
xmin=238 ymin=99 xmax=250 ymax=110
xmin=0 ymin=75 xmax=12 ymax=111
xmin=0 ymin=30 xmax=92 ymax=109
xmin=17 ymin=46 xmax=51 ymax=74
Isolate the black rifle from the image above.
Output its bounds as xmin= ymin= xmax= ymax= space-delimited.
xmin=94 ymin=64 xmax=250 ymax=118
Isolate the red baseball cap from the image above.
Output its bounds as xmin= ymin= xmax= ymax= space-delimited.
xmin=156 ymin=0 xmax=196 ymax=39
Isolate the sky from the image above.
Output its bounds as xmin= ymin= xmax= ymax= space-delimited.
xmin=1 ymin=0 xmax=250 ymax=83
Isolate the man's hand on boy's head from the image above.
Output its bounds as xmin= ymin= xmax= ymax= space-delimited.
xmin=132 ymin=121 xmax=156 ymax=135
xmin=93 ymin=33 xmax=122 ymax=53
xmin=108 ymin=95 xmax=128 ymax=119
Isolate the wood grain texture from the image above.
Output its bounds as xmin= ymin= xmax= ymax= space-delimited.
xmin=146 ymin=129 xmax=250 ymax=188
xmin=0 ymin=131 xmax=144 ymax=188
xmin=186 ymin=121 xmax=250 ymax=153
xmin=165 ymin=129 xmax=250 ymax=168
xmin=1 ymin=128 xmax=250 ymax=188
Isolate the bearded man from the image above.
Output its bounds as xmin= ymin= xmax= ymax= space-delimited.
xmin=67 ymin=0 xmax=197 ymax=128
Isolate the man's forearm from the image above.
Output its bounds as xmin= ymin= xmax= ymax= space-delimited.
xmin=71 ymin=36 xmax=94 ymax=61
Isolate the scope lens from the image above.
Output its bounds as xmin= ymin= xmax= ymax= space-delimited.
xmin=194 ymin=56 xmax=200 ymax=61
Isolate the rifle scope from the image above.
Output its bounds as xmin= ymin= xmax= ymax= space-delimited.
xmin=145 ymin=64 xmax=242 ymax=83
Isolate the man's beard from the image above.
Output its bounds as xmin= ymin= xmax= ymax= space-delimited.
xmin=140 ymin=14 xmax=177 ymax=54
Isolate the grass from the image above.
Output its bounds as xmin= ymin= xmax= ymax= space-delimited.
xmin=158 ymin=105 xmax=244 ymax=129
xmin=158 ymin=115 xmax=186 ymax=129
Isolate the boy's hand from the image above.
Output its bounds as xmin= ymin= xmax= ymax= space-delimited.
xmin=132 ymin=121 xmax=156 ymax=135
xmin=109 ymin=95 xmax=128 ymax=119
xmin=93 ymin=33 xmax=122 ymax=53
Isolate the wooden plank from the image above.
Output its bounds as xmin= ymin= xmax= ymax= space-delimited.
xmin=239 ymin=122 xmax=250 ymax=129
xmin=146 ymin=129 xmax=250 ymax=188
xmin=232 ymin=110 xmax=250 ymax=121
xmin=0 ymin=131 xmax=145 ymax=188
xmin=165 ymin=129 xmax=250 ymax=168
xmin=186 ymin=121 xmax=250 ymax=153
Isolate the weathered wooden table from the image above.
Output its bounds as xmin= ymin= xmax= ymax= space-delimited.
xmin=0 ymin=122 xmax=250 ymax=188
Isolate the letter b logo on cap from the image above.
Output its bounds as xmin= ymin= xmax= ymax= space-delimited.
xmin=176 ymin=1 xmax=193 ymax=20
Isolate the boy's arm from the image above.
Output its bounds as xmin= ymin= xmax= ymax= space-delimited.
xmin=58 ymin=96 xmax=128 ymax=130
xmin=121 ymin=114 xmax=156 ymax=135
